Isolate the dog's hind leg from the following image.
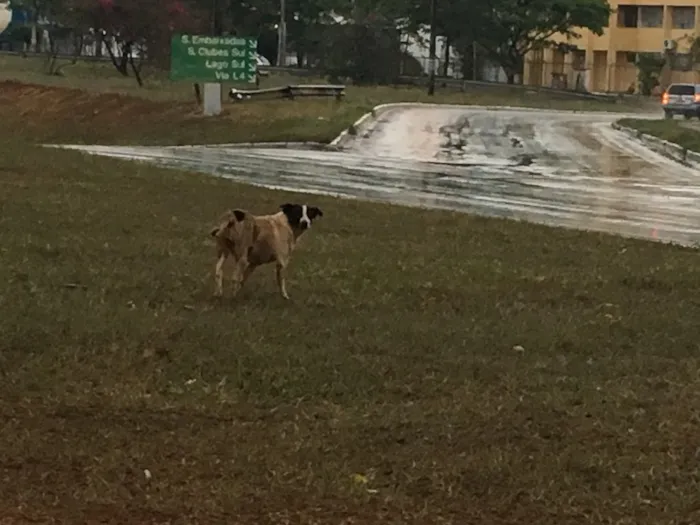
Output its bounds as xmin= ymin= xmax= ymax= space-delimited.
xmin=275 ymin=261 xmax=290 ymax=300
xmin=214 ymin=251 xmax=227 ymax=297
xmin=239 ymin=264 xmax=257 ymax=290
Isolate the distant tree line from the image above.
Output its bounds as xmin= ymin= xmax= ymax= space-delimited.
xmin=4 ymin=0 xmax=611 ymax=85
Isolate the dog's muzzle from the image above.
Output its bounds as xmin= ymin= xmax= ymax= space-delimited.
xmin=300 ymin=220 xmax=310 ymax=230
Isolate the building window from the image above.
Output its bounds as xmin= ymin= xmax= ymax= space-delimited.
xmin=617 ymin=5 xmax=638 ymax=27
xmin=571 ymin=50 xmax=586 ymax=70
xmin=671 ymin=6 xmax=695 ymax=29
xmin=639 ymin=6 xmax=664 ymax=28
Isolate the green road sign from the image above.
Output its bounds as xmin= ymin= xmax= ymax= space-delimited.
xmin=170 ymin=34 xmax=258 ymax=83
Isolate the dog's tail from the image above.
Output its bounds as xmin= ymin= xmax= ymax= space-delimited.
xmin=210 ymin=209 xmax=248 ymax=238
xmin=210 ymin=209 xmax=258 ymax=259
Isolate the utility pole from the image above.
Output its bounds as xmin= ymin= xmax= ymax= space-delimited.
xmin=276 ymin=0 xmax=287 ymax=67
xmin=210 ymin=0 xmax=218 ymax=33
xmin=427 ymin=0 xmax=437 ymax=95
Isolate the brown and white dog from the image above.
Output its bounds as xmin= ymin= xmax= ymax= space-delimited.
xmin=210 ymin=203 xmax=324 ymax=299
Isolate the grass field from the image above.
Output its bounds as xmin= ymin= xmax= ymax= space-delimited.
xmin=1 ymin=63 xmax=699 ymax=523
xmin=618 ymin=117 xmax=700 ymax=153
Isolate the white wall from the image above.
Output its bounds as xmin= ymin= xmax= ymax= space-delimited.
xmin=403 ymin=29 xmax=460 ymax=77
xmin=0 ymin=2 xmax=11 ymax=35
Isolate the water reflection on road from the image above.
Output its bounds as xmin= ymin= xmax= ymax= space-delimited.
xmin=56 ymin=106 xmax=700 ymax=246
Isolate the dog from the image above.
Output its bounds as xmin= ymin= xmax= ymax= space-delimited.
xmin=210 ymin=203 xmax=324 ymax=299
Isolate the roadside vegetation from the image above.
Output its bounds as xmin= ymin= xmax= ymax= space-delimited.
xmin=618 ymin=117 xmax=700 ymax=153
xmin=0 ymin=53 xmax=652 ymax=147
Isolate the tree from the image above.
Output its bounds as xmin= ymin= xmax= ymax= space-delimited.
xmin=405 ymin=0 xmax=610 ymax=84
xmin=61 ymin=0 xmax=206 ymax=84
xmin=475 ymin=0 xmax=611 ymax=83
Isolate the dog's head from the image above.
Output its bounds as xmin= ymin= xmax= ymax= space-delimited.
xmin=280 ymin=203 xmax=323 ymax=231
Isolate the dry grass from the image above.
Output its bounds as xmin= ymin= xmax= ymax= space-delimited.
xmin=0 ymin=78 xmax=698 ymax=524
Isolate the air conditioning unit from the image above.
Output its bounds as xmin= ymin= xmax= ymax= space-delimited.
xmin=663 ymin=39 xmax=677 ymax=51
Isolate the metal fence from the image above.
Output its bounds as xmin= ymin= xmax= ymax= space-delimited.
xmin=525 ymin=58 xmax=700 ymax=94
xmin=0 ymin=47 xmax=619 ymax=101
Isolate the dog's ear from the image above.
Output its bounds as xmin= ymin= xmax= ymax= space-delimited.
xmin=280 ymin=203 xmax=294 ymax=213
xmin=233 ymin=209 xmax=247 ymax=222
xmin=308 ymin=206 xmax=323 ymax=219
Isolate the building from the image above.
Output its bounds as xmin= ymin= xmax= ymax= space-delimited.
xmin=523 ymin=1 xmax=700 ymax=93
xmin=0 ymin=2 xmax=12 ymax=36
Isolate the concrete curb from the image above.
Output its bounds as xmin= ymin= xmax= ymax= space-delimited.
xmin=49 ymin=141 xmax=334 ymax=152
xmin=330 ymin=102 xmax=656 ymax=149
xmin=610 ymin=121 xmax=700 ymax=169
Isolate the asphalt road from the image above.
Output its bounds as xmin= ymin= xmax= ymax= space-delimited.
xmin=57 ymin=105 xmax=700 ymax=246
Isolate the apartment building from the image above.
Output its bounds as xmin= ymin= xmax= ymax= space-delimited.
xmin=523 ymin=1 xmax=700 ymax=93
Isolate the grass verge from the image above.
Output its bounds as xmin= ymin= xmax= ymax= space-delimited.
xmin=2 ymin=62 xmax=697 ymax=524
xmin=2 ymin=116 xmax=700 ymax=524
xmin=618 ymin=117 xmax=700 ymax=153
xmin=1 ymin=53 xmax=654 ymax=147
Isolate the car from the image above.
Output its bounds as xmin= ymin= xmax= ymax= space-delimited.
xmin=254 ymin=53 xmax=270 ymax=77
xmin=661 ymin=83 xmax=700 ymax=119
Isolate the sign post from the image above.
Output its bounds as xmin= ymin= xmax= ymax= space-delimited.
xmin=202 ymin=83 xmax=222 ymax=116
xmin=170 ymin=34 xmax=258 ymax=116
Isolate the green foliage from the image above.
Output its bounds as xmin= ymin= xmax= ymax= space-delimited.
xmin=636 ymin=52 xmax=664 ymax=96
xmin=20 ymin=0 xmax=611 ymax=85
xmin=408 ymin=0 xmax=611 ymax=83
xmin=317 ymin=21 xmax=402 ymax=84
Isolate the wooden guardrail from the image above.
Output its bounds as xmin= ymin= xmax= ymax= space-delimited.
xmin=229 ymin=84 xmax=345 ymax=102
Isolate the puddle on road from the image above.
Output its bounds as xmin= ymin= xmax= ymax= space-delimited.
xmin=54 ymin=107 xmax=700 ymax=247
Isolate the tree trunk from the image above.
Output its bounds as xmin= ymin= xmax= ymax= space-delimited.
xmin=96 ymin=31 xmax=103 ymax=57
xmin=461 ymin=41 xmax=471 ymax=80
xmin=104 ymin=37 xmax=129 ymax=76
xmin=128 ymin=51 xmax=144 ymax=87
xmin=443 ymin=37 xmax=450 ymax=77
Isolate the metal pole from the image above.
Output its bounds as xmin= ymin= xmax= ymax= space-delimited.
xmin=277 ymin=0 xmax=286 ymax=67
xmin=427 ymin=0 xmax=437 ymax=95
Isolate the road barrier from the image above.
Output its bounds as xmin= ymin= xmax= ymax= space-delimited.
xmin=611 ymin=121 xmax=700 ymax=169
xmin=229 ymin=84 xmax=345 ymax=102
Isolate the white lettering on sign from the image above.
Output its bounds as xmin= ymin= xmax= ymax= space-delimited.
xmin=191 ymin=35 xmax=250 ymax=47
xmin=172 ymin=35 xmax=259 ymax=83
xmin=205 ymin=60 xmax=229 ymax=70
xmin=198 ymin=47 xmax=229 ymax=57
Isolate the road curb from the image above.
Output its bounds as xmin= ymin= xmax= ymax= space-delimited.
xmin=331 ymin=102 xmax=656 ymax=149
xmin=611 ymin=121 xmax=700 ymax=169
xmin=50 ymin=141 xmax=334 ymax=151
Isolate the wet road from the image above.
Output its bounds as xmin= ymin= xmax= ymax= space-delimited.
xmin=56 ymin=105 xmax=700 ymax=246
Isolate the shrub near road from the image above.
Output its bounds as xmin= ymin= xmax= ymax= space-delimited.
xmin=2 ymin=81 xmax=700 ymax=524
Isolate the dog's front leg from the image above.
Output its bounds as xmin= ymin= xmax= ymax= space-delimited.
xmin=231 ymin=257 xmax=249 ymax=297
xmin=214 ymin=252 xmax=227 ymax=297
xmin=275 ymin=261 xmax=290 ymax=300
